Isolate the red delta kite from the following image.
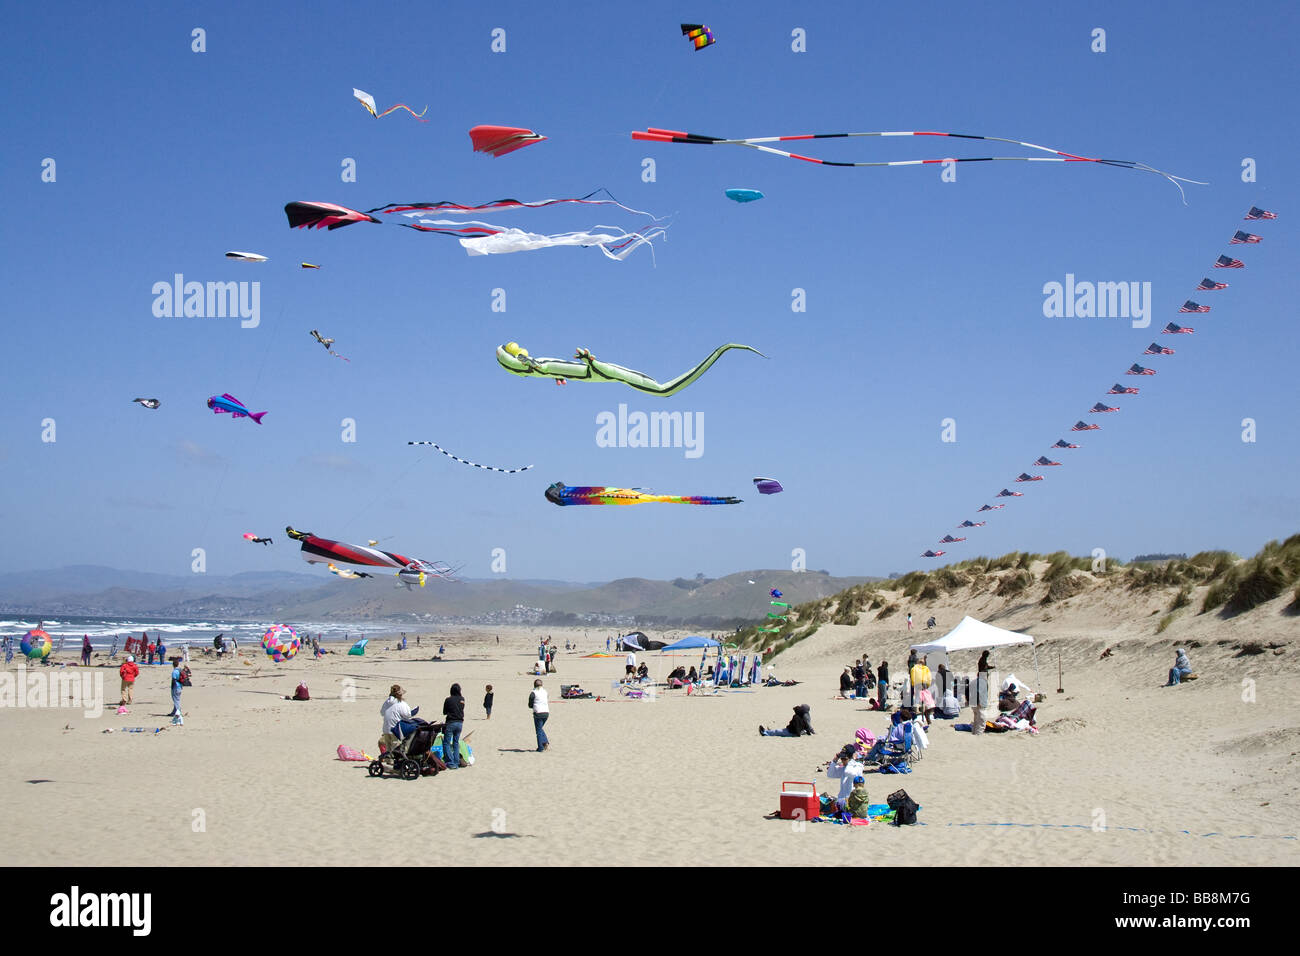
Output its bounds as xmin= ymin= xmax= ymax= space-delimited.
xmin=995 ymin=488 xmax=1023 ymax=497
xmin=1034 ymin=456 xmax=1062 ymax=467
xmin=958 ymin=520 xmax=986 ymax=528
xmin=1244 ymin=206 xmax=1277 ymax=220
xmin=1072 ymin=420 xmax=1100 ymax=431
xmin=1053 ymin=439 xmax=1080 ymax=449
xmin=1127 ymin=363 xmax=1156 ymax=375
xmin=1162 ymin=322 xmax=1194 ymax=334
xmin=1231 ymin=231 xmax=1262 ymax=244
xmin=1090 ymin=402 xmax=1119 ymax=413
xmin=469 ymin=126 xmax=547 ymax=157
xmin=1108 ymin=383 xmax=1140 ymax=395
xmin=939 ymin=535 xmax=966 ymax=544
xmin=285 ymin=202 xmax=381 ymax=230
xmin=1197 ymin=277 xmax=1227 ymax=291
xmin=922 ymin=550 xmax=946 ymax=558
xmin=977 ymin=503 xmax=1006 ymax=512
xmin=1145 ymin=342 xmax=1175 ymax=355
xmin=1214 ymin=255 xmax=1244 ymax=269
xmin=1015 ymin=473 xmax=1043 ymax=482
xmin=1179 ymin=301 xmax=1210 ymax=313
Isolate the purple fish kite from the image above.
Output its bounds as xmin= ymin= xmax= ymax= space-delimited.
xmin=207 ymin=393 xmax=266 ymax=424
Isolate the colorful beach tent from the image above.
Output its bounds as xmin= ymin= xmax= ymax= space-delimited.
xmin=659 ymin=636 xmax=722 ymax=651
xmin=347 ymin=638 xmax=369 ymax=656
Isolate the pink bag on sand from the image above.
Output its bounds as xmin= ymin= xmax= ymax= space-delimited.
xmin=336 ymin=744 xmax=367 ymax=761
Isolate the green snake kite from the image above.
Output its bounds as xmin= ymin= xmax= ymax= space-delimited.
xmin=496 ymin=341 xmax=763 ymax=396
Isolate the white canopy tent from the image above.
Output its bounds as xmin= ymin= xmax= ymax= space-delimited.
xmin=908 ymin=615 xmax=1040 ymax=698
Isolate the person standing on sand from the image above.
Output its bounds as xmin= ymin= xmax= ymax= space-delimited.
xmin=877 ymin=660 xmax=889 ymax=708
xmin=484 ymin=684 xmax=494 ymax=719
xmin=972 ymin=660 xmax=989 ymax=735
xmin=529 ymin=679 xmax=550 ymax=751
xmin=906 ymin=613 xmax=913 ymax=631
xmin=118 ymin=655 xmax=139 ymax=705
xmin=82 ymin=635 xmax=92 ymax=666
xmin=169 ymin=657 xmax=185 ymax=724
xmin=442 ymin=683 xmax=466 ymax=769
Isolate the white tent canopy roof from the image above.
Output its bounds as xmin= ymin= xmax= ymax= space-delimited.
xmin=908 ymin=616 xmax=1034 ymax=655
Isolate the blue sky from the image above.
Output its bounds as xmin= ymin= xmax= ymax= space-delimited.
xmin=2 ymin=1 xmax=1297 ymax=582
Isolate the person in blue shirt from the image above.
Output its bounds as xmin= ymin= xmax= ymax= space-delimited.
xmin=168 ymin=658 xmax=184 ymax=725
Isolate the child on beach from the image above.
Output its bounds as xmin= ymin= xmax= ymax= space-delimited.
xmin=118 ymin=655 xmax=139 ymax=705
xmin=484 ymin=684 xmax=494 ymax=719
xmin=846 ymin=777 xmax=870 ymax=819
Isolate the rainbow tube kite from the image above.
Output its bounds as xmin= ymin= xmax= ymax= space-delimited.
xmin=545 ymin=483 xmax=741 ymax=506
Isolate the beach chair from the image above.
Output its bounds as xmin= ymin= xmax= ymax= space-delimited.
xmin=877 ymin=721 xmax=917 ymax=770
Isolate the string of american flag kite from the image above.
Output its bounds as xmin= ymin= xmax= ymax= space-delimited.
xmin=921 ymin=206 xmax=1277 ymax=559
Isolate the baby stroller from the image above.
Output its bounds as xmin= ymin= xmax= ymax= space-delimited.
xmin=369 ymin=719 xmax=446 ymax=781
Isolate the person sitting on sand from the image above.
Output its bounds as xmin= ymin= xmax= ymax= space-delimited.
xmin=825 ymin=746 xmax=865 ymax=810
xmin=846 ymin=776 xmax=871 ymax=819
xmin=998 ymin=682 xmax=1021 ymax=712
xmin=839 ymin=667 xmax=853 ymax=697
xmin=760 ymin=704 xmax=814 ymax=737
xmin=1165 ymin=648 xmax=1193 ymax=686
xmin=380 ymin=684 xmax=420 ymax=740
xmin=860 ymin=708 xmax=912 ymax=763
xmin=637 ymin=662 xmax=650 ymax=681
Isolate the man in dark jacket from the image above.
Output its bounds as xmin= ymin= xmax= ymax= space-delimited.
xmin=760 ymin=704 xmax=814 ymax=737
xmin=441 ymin=683 xmax=466 ymax=769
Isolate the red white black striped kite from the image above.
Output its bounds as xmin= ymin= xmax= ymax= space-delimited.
xmin=630 ymin=127 xmax=1204 ymax=199
xmin=1244 ymin=206 xmax=1277 ymax=220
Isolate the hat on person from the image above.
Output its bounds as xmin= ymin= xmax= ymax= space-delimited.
xmin=126 ymin=655 xmax=134 ymax=662
xmin=853 ymin=776 xmax=865 ymax=785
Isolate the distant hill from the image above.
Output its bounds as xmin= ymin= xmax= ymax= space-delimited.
xmin=0 ymin=565 xmax=871 ymax=627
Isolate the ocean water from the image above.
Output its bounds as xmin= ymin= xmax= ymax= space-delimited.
xmin=0 ymin=616 xmax=415 ymax=653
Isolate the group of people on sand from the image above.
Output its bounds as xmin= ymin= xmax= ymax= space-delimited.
xmin=381 ymin=676 xmax=552 ymax=762
xmin=117 ymin=653 xmax=191 ymax=725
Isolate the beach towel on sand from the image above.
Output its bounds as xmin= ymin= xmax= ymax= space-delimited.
xmin=337 ymin=744 xmax=371 ymax=761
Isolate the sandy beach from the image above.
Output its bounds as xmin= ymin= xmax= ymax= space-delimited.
xmin=4 ymin=588 xmax=1297 ymax=867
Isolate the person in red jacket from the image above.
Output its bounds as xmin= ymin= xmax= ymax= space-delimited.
xmin=119 ymin=655 xmax=140 ymax=705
